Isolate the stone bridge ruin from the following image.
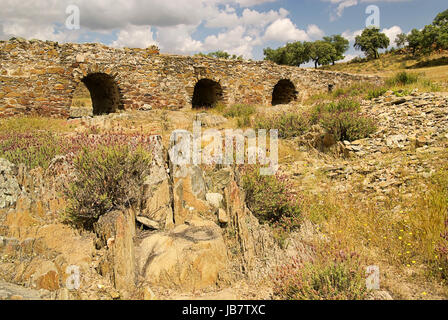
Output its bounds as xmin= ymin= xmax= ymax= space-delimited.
xmin=0 ymin=38 xmax=380 ymax=118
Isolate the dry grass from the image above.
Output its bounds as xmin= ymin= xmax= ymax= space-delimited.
xmin=294 ymin=147 xmax=448 ymax=299
xmin=322 ymin=51 xmax=448 ymax=86
xmin=0 ymin=116 xmax=76 ymax=134
xmin=71 ymin=97 xmax=92 ymax=109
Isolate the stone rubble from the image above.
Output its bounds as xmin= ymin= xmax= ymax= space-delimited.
xmin=339 ymin=91 xmax=448 ymax=157
xmin=287 ymin=91 xmax=448 ymax=201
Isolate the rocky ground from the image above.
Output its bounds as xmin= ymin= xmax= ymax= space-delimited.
xmin=281 ymin=90 xmax=448 ymax=300
xmin=286 ymin=90 xmax=448 ymax=197
xmin=0 ymin=90 xmax=447 ymax=300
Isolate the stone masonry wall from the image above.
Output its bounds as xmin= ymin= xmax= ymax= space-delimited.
xmin=0 ymin=38 xmax=382 ymax=118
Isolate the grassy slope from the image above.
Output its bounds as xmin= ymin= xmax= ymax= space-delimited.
xmin=321 ymin=51 xmax=448 ymax=84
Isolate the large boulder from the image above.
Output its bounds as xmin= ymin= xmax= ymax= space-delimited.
xmin=136 ymin=219 xmax=228 ymax=291
xmin=0 ymin=159 xmax=21 ymax=209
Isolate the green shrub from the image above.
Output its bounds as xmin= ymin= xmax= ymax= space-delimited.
xmin=319 ymin=113 xmax=377 ymax=142
xmin=311 ymin=99 xmax=376 ymax=142
xmin=306 ymin=83 xmax=374 ymax=105
xmin=392 ymin=89 xmax=412 ymax=97
xmin=254 ymin=112 xmax=310 ymax=139
xmin=221 ymin=104 xmax=257 ymax=128
xmin=386 ymin=71 xmax=419 ymax=86
xmin=241 ymin=167 xmax=302 ymax=227
xmin=237 ymin=115 xmax=252 ymax=128
xmin=273 ymin=250 xmax=369 ymax=300
xmin=65 ymin=145 xmax=152 ymax=229
xmin=311 ymin=99 xmax=361 ymax=119
xmin=332 ymin=88 xmax=346 ymax=98
xmin=223 ymin=104 xmax=256 ymax=119
xmin=421 ymin=79 xmax=442 ymax=92
xmin=214 ymin=102 xmax=227 ymax=114
xmin=366 ymin=87 xmax=387 ymax=100
xmin=335 ymin=83 xmax=372 ymax=98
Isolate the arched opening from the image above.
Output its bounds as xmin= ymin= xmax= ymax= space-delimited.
xmin=81 ymin=73 xmax=122 ymax=115
xmin=272 ymin=79 xmax=297 ymax=106
xmin=192 ymin=79 xmax=224 ymax=108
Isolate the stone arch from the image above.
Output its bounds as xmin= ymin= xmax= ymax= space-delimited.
xmin=192 ymin=79 xmax=224 ymax=108
xmin=80 ymin=73 xmax=123 ymax=115
xmin=271 ymin=79 xmax=298 ymax=106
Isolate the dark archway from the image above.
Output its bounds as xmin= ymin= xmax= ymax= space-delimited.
xmin=81 ymin=73 xmax=122 ymax=115
xmin=272 ymin=79 xmax=298 ymax=106
xmin=192 ymin=79 xmax=224 ymax=108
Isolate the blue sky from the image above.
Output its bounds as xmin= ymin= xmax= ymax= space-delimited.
xmin=0 ymin=0 xmax=446 ymax=62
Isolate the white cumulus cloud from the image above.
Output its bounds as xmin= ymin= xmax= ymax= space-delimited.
xmin=111 ymin=25 xmax=158 ymax=49
xmin=263 ymin=18 xmax=310 ymax=42
xmin=382 ymin=25 xmax=403 ymax=47
xmin=0 ymin=0 xmax=330 ymax=60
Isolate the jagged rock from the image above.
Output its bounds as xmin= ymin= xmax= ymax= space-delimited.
xmin=204 ymin=168 xmax=232 ymax=193
xmin=322 ymin=132 xmax=337 ymax=149
xmin=391 ymin=98 xmax=407 ymax=105
xmin=32 ymin=260 xmax=60 ymax=291
xmin=0 ymin=281 xmax=42 ymax=300
xmin=75 ymin=53 xmax=85 ymax=63
xmin=409 ymin=136 xmax=427 ymax=149
xmin=140 ymin=136 xmax=174 ymax=230
xmin=136 ymin=216 xmax=160 ymax=230
xmin=95 ymin=209 xmax=137 ymax=297
xmin=386 ymin=135 xmax=407 ymax=148
xmin=297 ymin=125 xmax=338 ymax=153
xmin=172 ymin=164 xmax=211 ymax=225
xmin=218 ymin=208 xmax=229 ymax=225
xmin=140 ymin=104 xmax=152 ymax=111
xmin=0 ymin=159 xmax=21 ymax=209
xmin=136 ymin=219 xmax=228 ymax=291
xmin=140 ymin=173 xmax=173 ymax=230
xmin=206 ymin=193 xmax=223 ymax=209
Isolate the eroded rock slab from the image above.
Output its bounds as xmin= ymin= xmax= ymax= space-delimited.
xmin=136 ymin=220 xmax=228 ymax=291
xmin=0 ymin=280 xmax=43 ymax=300
xmin=0 ymin=159 xmax=21 ymax=209
xmin=139 ymin=136 xmax=174 ymax=230
xmin=172 ymin=164 xmax=212 ymax=225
